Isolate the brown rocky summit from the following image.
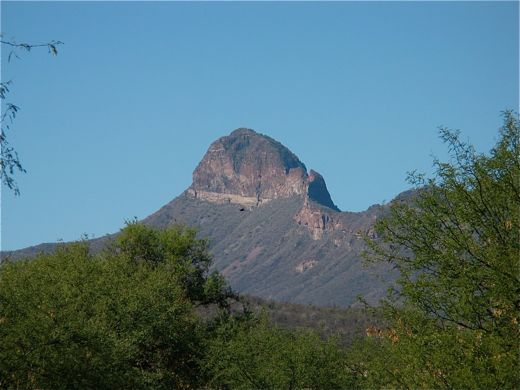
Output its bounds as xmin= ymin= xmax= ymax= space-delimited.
xmin=189 ymin=128 xmax=339 ymax=211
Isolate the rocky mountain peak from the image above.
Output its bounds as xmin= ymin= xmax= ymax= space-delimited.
xmin=228 ymin=127 xmax=258 ymax=137
xmin=307 ymin=170 xmax=340 ymax=211
xmin=188 ymin=128 xmax=339 ymax=210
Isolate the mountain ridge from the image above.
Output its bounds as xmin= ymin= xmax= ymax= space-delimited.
xmin=1 ymin=128 xmax=399 ymax=307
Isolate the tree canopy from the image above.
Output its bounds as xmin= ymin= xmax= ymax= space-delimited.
xmin=0 ymin=222 xmax=349 ymax=389
xmin=355 ymin=111 xmax=520 ymax=389
xmin=0 ymin=223 xmax=230 ymax=388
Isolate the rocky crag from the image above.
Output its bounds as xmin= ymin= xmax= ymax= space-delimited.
xmin=187 ymin=128 xmax=338 ymax=210
xmin=3 ymin=128 xmax=398 ymax=307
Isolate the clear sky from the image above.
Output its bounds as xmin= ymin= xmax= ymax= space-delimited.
xmin=1 ymin=1 xmax=518 ymax=251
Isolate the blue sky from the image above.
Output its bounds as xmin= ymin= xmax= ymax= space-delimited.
xmin=1 ymin=1 xmax=518 ymax=251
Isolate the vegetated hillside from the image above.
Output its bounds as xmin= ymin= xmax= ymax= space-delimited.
xmin=2 ymin=128 xmax=399 ymax=307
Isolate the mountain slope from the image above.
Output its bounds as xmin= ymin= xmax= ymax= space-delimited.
xmin=142 ymin=128 xmax=395 ymax=306
xmin=2 ymin=128 xmax=397 ymax=307
xmin=144 ymin=193 xmax=393 ymax=307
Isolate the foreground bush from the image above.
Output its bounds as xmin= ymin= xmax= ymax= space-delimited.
xmin=355 ymin=111 xmax=520 ymax=389
xmin=204 ymin=313 xmax=354 ymax=389
xmin=0 ymin=223 xmax=352 ymax=389
xmin=0 ymin=224 xmax=226 ymax=389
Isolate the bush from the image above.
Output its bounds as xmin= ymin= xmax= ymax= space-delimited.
xmin=0 ymin=223 xmax=228 ymax=389
xmin=356 ymin=111 xmax=520 ymax=389
xmin=204 ymin=313 xmax=354 ymax=389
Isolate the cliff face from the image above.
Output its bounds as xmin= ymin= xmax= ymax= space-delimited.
xmin=294 ymin=198 xmax=342 ymax=240
xmin=191 ymin=128 xmax=307 ymax=203
xmin=307 ymin=170 xmax=339 ymax=211
xmin=189 ymin=128 xmax=339 ymax=215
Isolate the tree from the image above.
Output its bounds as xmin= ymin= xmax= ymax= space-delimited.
xmin=0 ymin=37 xmax=63 ymax=195
xmin=0 ymin=222 xmax=231 ymax=389
xmin=354 ymin=111 xmax=520 ymax=388
xmin=203 ymin=312 xmax=353 ymax=389
xmin=1 ymin=220 xmax=358 ymax=388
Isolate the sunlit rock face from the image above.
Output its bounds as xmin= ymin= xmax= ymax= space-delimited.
xmin=294 ymin=197 xmax=343 ymax=240
xmin=191 ymin=128 xmax=307 ymax=203
xmin=189 ymin=128 xmax=339 ymax=212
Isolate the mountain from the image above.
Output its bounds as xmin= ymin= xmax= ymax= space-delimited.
xmin=2 ymin=128 xmax=397 ymax=307
xmin=144 ymin=128 xmax=396 ymax=307
xmin=188 ymin=128 xmax=338 ymax=211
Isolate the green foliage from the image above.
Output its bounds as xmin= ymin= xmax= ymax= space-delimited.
xmin=0 ymin=223 xmax=227 ymax=389
xmin=113 ymin=220 xmax=229 ymax=304
xmin=1 ymin=222 xmax=351 ymax=389
xmin=0 ymin=80 xmax=24 ymax=196
xmin=242 ymin=295 xmax=384 ymax=346
xmin=357 ymin=111 xmax=520 ymax=388
xmin=204 ymin=312 xmax=354 ymax=389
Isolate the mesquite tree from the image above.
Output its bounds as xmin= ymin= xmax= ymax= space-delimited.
xmin=357 ymin=111 xmax=520 ymax=389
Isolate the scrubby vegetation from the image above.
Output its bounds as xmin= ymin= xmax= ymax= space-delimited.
xmin=0 ymin=224 xmax=224 ymax=388
xmin=352 ymin=111 xmax=520 ymax=389
xmin=0 ymin=223 xmax=352 ymax=388
xmin=1 ymin=112 xmax=518 ymax=388
xmin=240 ymin=295 xmax=383 ymax=346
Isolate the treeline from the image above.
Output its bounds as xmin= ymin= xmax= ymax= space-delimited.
xmin=238 ymin=295 xmax=383 ymax=346
xmin=0 ymin=223 xmax=356 ymax=389
xmin=1 ymin=112 xmax=519 ymax=389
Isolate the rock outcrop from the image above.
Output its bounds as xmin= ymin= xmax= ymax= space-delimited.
xmin=190 ymin=128 xmax=307 ymax=204
xmin=307 ymin=170 xmax=339 ymax=211
xmin=189 ymin=128 xmax=340 ymax=215
xmin=294 ymin=198 xmax=343 ymax=240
